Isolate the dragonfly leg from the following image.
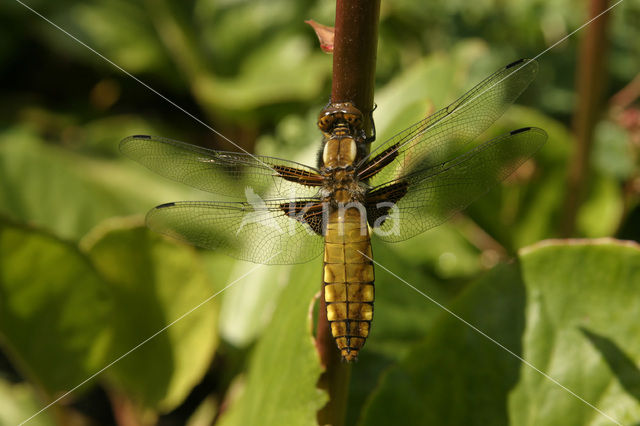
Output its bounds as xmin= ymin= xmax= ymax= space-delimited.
xmin=365 ymin=103 xmax=377 ymax=144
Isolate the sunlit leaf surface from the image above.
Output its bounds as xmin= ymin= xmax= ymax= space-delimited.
xmin=218 ymin=263 xmax=326 ymax=426
xmin=0 ymin=378 xmax=55 ymax=426
xmin=84 ymin=221 xmax=221 ymax=411
xmin=359 ymin=240 xmax=640 ymax=425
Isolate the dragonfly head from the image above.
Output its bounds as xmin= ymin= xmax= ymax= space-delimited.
xmin=317 ymin=102 xmax=363 ymax=137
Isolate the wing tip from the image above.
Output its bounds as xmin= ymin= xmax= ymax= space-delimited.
xmin=156 ymin=202 xmax=177 ymax=209
xmin=506 ymin=58 xmax=537 ymax=68
xmin=505 ymin=58 xmax=538 ymax=74
xmin=119 ymin=134 xmax=153 ymax=153
xmin=509 ymin=127 xmax=548 ymax=152
xmin=506 ymin=58 xmax=526 ymax=68
xmin=510 ymin=126 xmax=548 ymax=138
xmin=120 ymin=134 xmax=152 ymax=143
xmin=510 ymin=127 xmax=532 ymax=135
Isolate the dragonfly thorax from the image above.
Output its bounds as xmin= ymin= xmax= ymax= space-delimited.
xmin=321 ymin=166 xmax=367 ymax=206
xmin=322 ymin=135 xmax=357 ymax=168
xmin=317 ymin=101 xmax=370 ymax=171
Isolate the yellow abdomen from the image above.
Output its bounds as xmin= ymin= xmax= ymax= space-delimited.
xmin=323 ymin=207 xmax=374 ymax=361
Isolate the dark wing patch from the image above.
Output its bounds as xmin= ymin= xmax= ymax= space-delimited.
xmin=280 ymin=201 xmax=326 ymax=235
xmin=272 ymin=165 xmax=324 ymax=186
xmin=357 ymin=143 xmax=400 ymax=181
xmin=365 ymin=181 xmax=409 ymax=228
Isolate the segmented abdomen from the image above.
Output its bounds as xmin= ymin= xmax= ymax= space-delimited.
xmin=323 ymin=208 xmax=374 ymax=361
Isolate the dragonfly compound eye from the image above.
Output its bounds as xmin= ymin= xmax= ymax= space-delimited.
xmin=318 ymin=115 xmax=335 ymax=132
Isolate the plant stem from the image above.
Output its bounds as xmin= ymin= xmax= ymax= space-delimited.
xmin=316 ymin=1 xmax=380 ymax=425
xmin=561 ymin=0 xmax=611 ymax=236
xmin=330 ymin=0 xmax=381 ymax=138
xmin=316 ymin=294 xmax=351 ymax=426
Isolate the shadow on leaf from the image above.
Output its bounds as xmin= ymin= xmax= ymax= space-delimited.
xmin=580 ymin=327 xmax=640 ymax=403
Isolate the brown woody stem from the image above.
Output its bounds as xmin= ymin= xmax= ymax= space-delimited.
xmin=316 ymin=1 xmax=380 ymax=425
xmin=330 ymin=0 xmax=381 ymax=138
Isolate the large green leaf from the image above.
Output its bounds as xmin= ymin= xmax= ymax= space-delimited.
xmin=373 ymin=40 xmax=488 ymax=143
xmin=359 ymin=262 xmax=526 ymax=426
xmin=193 ymin=0 xmax=332 ymax=114
xmin=193 ymin=34 xmax=330 ymax=112
xmin=0 ymin=126 xmax=211 ymax=241
xmin=217 ymin=262 xmax=326 ymax=426
xmin=346 ymin=238 xmax=457 ymax=426
xmin=0 ymin=378 xmax=55 ymax=426
xmin=218 ymin=263 xmax=304 ymax=347
xmin=82 ymin=219 xmax=222 ymax=412
xmin=48 ymin=0 xmax=170 ymax=75
xmin=0 ymin=219 xmax=110 ymax=396
xmin=510 ymin=240 xmax=640 ymax=425
xmin=358 ymin=239 xmax=640 ymax=425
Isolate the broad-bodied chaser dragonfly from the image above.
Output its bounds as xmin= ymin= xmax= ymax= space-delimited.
xmin=121 ymin=59 xmax=547 ymax=361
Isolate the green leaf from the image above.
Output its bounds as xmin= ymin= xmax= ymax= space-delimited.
xmin=374 ymin=40 xmax=489 ymax=143
xmin=592 ymin=119 xmax=636 ymax=180
xmin=346 ymin=239 xmax=456 ymax=425
xmin=0 ymin=126 xmax=211 ymax=241
xmin=194 ymin=34 xmax=330 ymax=112
xmin=360 ymin=239 xmax=456 ymax=360
xmin=217 ymin=262 xmax=326 ymax=426
xmin=186 ymin=395 xmax=218 ymax=426
xmin=0 ymin=219 xmax=110 ymax=396
xmin=576 ymin=176 xmax=624 ymax=238
xmin=196 ymin=0 xmax=302 ymax=63
xmin=374 ymin=224 xmax=483 ymax=279
xmin=82 ymin=219 xmax=221 ymax=412
xmin=510 ymin=240 xmax=640 ymax=425
xmin=0 ymin=378 xmax=55 ymax=426
xmin=359 ymin=262 xmax=526 ymax=426
xmin=53 ymin=0 xmax=169 ymax=74
xmin=359 ymin=239 xmax=640 ymax=425
xmin=218 ymin=263 xmax=301 ymax=347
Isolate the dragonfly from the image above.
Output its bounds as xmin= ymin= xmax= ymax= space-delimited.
xmin=121 ymin=59 xmax=547 ymax=361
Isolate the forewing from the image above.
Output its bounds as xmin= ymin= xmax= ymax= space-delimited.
xmin=359 ymin=59 xmax=539 ymax=185
xmin=146 ymin=200 xmax=325 ymax=264
xmin=120 ymin=135 xmax=323 ymax=199
xmin=367 ymin=128 xmax=547 ymax=242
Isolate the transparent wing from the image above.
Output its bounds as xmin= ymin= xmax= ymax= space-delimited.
xmin=146 ymin=199 xmax=325 ymax=265
xmin=367 ymin=127 xmax=547 ymax=242
xmin=121 ymin=135 xmax=323 ymax=200
xmin=359 ymin=59 xmax=539 ymax=185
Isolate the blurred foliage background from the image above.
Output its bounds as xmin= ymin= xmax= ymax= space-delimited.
xmin=1 ymin=0 xmax=639 ymax=425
